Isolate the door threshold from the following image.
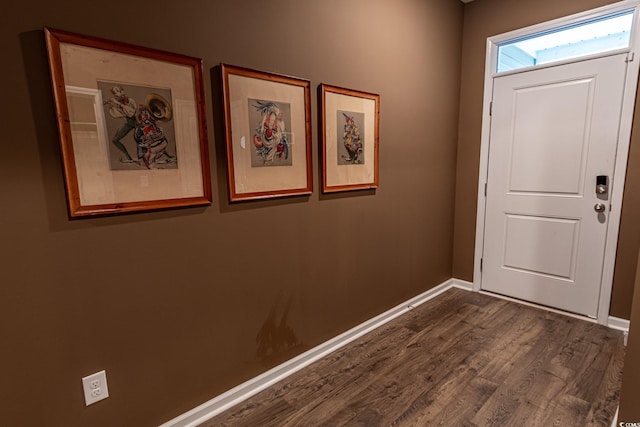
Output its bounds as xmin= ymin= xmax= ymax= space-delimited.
xmin=478 ymin=289 xmax=598 ymax=322
xmin=477 ymin=288 xmax=629 ymax=345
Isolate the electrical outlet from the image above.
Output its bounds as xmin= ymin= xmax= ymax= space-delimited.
xmin=82 ymin=370 xmax=109 ymax=406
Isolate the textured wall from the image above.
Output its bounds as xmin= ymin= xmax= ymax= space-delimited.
xmin=452 ymin=0 xmax=640 ymax=319
xmin=0 ymin=0 xmax=462 ymax=425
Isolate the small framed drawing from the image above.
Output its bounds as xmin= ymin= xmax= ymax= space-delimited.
xmin=221 ymin=64 xmax=313 ymax=202
xmin=320 ymin=84 xmax=379 ymax=193
xmin=45 ymin=28 xmax=211 ymax=217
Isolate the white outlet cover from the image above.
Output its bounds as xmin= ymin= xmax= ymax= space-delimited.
xmin=82 ymin=370 xmax=109 ymax=406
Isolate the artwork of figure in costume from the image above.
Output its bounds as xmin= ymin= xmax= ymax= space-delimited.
xmin=252 ymin=101 xmax=289 ymax=164
xmin=133 ymin=107 xmax=176 ymax=169
xmin=341 ymin=112 xmax=362 ymax=164
xmin=104 ymin=85 xmax=137 ymax=163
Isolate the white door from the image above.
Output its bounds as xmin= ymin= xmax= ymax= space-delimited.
xmin=481 ymin=54 xmax=628 ymax=318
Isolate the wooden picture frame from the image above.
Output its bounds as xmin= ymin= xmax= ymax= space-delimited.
xmin=221 ymin=64 xmax=313 ymax=202
xmin=320 ymin=84 xmax=379 ymax=193
xmin=45 ymin=28 xmax=211 ymax=217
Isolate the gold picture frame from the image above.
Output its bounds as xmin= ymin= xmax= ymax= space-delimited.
xmin=221 ymin=64 xmax=313 ymax=202
xmin=320 ymin=84 xmax=379 ymax=193
xmin=45 ymin=28 xmax=211 ymax=217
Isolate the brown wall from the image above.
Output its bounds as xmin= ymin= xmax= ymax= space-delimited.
xmin=619 ymin=254 xmax=640 ymax=421
xmin=453 ymin=0 xmax=640 ymax=319
xmin=0 ymin=0 xmax=463 ymax=425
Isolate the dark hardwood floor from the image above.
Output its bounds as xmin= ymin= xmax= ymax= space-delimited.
xmin=201 ymin=288 xmax=625 ymax=426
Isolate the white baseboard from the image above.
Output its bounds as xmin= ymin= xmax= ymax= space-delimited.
xmin=608 ymin=316 xmax=630 ymax=346
xmin=608 ymin=315 xmax=630 ymax=332
xmin=158 ymin=278 xmax=467 ymax=427
xmin=450 ymin=278 xmax=474 ymax=291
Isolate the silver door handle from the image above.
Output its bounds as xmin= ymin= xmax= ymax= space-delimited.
xmin=594 ymin=203 xmax=606 ymax=213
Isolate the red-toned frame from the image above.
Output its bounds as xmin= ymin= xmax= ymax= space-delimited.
xmin=320 ymin=84 xmax=379 ymax=193
xmin=45 ymin=28 xmax=211 ymax=217
xmin=221 ymin=64 xmax=313 ymax=202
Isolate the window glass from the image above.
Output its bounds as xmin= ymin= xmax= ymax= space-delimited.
xmin=497 ymin=10 xmax=634 ymax=73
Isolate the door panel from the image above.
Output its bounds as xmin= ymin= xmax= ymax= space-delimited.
xmin=503 ymin=214 xmax=579 ymax=280
xmin=482 ymin=54 xmax=627 ymax=317
xmin=508 ymin=79 xmax=592 ymax=195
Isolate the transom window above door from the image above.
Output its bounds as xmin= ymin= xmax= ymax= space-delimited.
xmin=497 ymin=9 xmax=634 ymax=73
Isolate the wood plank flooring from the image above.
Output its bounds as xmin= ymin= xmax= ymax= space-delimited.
xmin=201 ymin=288 xmax=625 ymax=426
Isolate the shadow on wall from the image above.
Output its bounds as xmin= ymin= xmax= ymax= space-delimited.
xmin=256 ymin=296 xmax=303 ymax=365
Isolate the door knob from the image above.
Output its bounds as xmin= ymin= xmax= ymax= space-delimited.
xmin=594 ymin=203 xmax=606 ymax=213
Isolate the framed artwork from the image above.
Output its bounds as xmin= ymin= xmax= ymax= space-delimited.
xmin=320 ymin=84 xmax=379 ymax=193
xmin=45 ymin=28 xmax=211 ymax=217
xmin=221 ymin=64 xmax=313 ymax=202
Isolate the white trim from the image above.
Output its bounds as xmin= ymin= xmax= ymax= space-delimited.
xmin=472 ymin=36 xmax=494 ymax=294
xmin=608 ymin=315 xmax=631 ymax=332
xmin=158 ymin=279 xmax=466 ymax=427
xmin=450 ymin=278 xmax=474 ymax=291
xmin=473 ymin=0 xmax=640 ymax=324
xmin=608 ymin=316 xmax=630 ymax=346
xmin=612 ymin=406 xmax=619 ymax=427
xmin=598 ymin=2 xmax=640 ymax=323
xmin=489 ymin=2 xmax=639 ymax=77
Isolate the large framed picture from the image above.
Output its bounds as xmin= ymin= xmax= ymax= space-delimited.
xmin=320 ymin=84 xmax=379 ymax=193
xmin=221 ymin=64 xmax=313 ymax=202
xmin=45 ymin=28 xmax=211 ymax=217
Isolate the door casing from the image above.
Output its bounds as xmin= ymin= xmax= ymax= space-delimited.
xmin=473 ymin=0 xmax=640 ymax=324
